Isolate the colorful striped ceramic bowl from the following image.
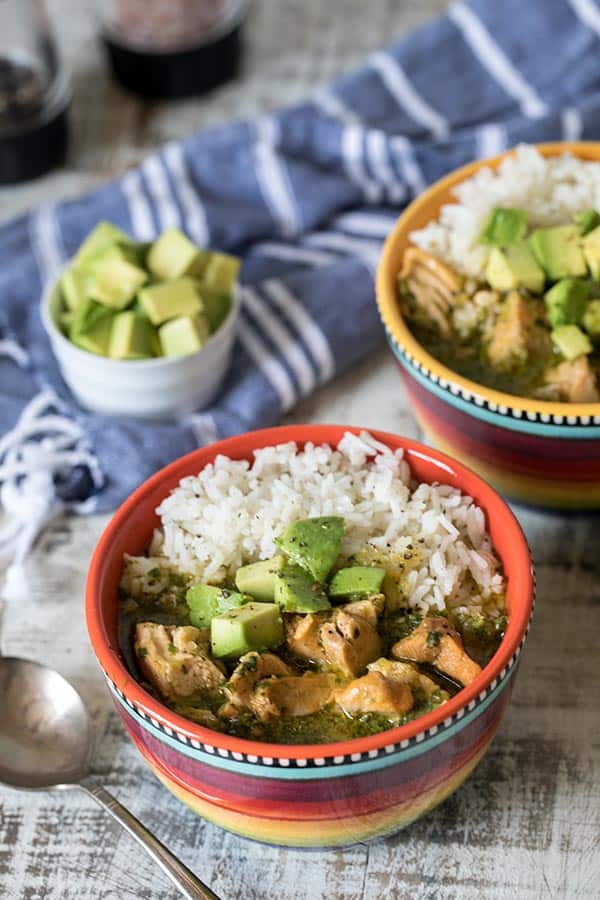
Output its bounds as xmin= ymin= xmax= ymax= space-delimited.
xmin=376 ymin=143 xmax=600 ymax=510
xmin=86 ymin=425 xmax=534 ymax=848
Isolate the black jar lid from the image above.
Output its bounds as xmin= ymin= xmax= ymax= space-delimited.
xmin=101 ymin=0 xmax=248 ymax=100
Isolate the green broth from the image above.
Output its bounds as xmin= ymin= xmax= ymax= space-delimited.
xmin=403 ymin=288 xmax=600 ymax=400
xmin=119 ymin=587 xmax=505 ymax=744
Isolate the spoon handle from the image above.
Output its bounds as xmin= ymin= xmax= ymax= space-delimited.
xmin=81 ymin=782 xmax=221 ymax=900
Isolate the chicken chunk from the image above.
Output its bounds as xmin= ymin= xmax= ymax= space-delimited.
xmin=319 ymin=608 xmax=382 ymax=677
xmin=219 ymin=651 xmax=292 ymax=717
xmin=285 ymin=600 xmax=383 ymax=674
xmin=172 ymin=706 xmax=221 ymax=729
xmin=391 ymin=617 xmax=481 ymax=687
xmin=335 ymin=671 xmax=414 ymax=718
xmin=285 ymin=613 xmax=329 ymax=664
xmin=134 ymin=623 xmax=226 ymax=700
xmin=487 ymin=291 xmax=549 ymax=370
xmin=542 ymin=356 xmax=600 ymax=403
xmin=251 ymin=673 xmax=336 ymax=722
xmin=343 ymin=594 xmax=385 ymax=628
xmin=401 ymin=247 xmax=463 ymax=293
xmin=368 ymin=657 xmax=439 ymax=698
xmin=401 ymin=247 xmax=463 ymax=337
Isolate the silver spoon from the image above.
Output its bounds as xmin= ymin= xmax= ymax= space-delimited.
xmin=0 ymin=656 xmax=221 ymax=900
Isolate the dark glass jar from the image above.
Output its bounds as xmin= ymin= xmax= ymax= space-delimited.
xmin=99 ymin=0 xmax=249 ymax=99
xmin=0 ymin=0 xmax=70 ymax=183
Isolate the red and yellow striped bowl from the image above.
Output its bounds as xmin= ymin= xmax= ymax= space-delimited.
xmin=376 ymin=143 xmax=600 ymax=510
xmin=86 ymin=425 xmax=534 ymax=847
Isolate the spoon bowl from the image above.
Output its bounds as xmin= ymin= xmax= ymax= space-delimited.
xmin=0 ymin=657 xmax=91 ymax=790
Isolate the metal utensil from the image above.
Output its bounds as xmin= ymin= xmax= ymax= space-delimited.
xmin=0 ymin=656 xmax=220 ymax=900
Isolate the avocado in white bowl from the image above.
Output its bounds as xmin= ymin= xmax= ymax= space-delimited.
xmin=41 ymin=223 xmax=241 ymax=421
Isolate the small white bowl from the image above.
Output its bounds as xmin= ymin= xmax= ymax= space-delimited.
xmin=41 ymin=270 xmax=240 ymax=421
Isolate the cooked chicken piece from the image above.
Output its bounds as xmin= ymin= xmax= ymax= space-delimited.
xmin=343 ymin=594 xmax=385 ymax=628
xmin=486 ymin=291 xmax=550 ymax=371
xmin=319 ymin=608 xmax=382 ymax=677
xmin=285 ymin=613 xmax=329 ymax=664
xmin=219 ymin=651 xmax=292 ymax=717
xmin=368 ymin=657 xmax=439 ymax=698
xmin=401 ymin=247 xmax=463 ymax=337
xmin=134 ymin=623 xmax=226 ymax=700
xmin=391 ymin=617 xmax=481 ymax=686
xmin=542 ymin=356 xmax=600 ymax=403
xmin=173 ymin=706 xmax=221 ymax=729
xmin=250 ymin=673 xmax=336 ymax=722
xmin=285 ymin=599 xmax=383 ymax=673
xmin=401 ymin=247 xmax=463 ymax=293
xmin=335 ymin=671 xmax=414 ymax=718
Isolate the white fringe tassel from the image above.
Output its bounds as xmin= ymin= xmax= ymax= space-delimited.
xmin=0 ymin=389 xmax=104 ymax=600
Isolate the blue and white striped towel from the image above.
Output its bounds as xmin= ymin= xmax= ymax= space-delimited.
xmin=2 ymin=0 xmax=600 ymax=593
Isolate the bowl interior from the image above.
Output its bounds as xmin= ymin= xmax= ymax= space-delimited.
xmin=376 ymin=141 xmax=600 ymax=417
xmin=87 ymin=425 xmax=534 ymax=760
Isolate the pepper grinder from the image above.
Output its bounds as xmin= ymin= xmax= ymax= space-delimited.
xmin=0 ymin=0 xmax=70 ymax=184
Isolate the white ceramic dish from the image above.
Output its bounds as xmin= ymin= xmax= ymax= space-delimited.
xmin=41 ymin=271 xmax=240 ymax=421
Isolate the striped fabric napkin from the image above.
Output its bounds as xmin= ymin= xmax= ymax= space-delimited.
xmin=2 ymin=0 xmax=600 ymax=593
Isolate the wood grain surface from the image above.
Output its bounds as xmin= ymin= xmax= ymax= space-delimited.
xmin=1 ymin=2 xmax=599 ymax=898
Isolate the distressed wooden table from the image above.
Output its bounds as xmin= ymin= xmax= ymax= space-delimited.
xmin=1 ymin=1 xmax=599 ymax=898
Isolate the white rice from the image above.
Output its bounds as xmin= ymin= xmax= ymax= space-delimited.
xmin=123 ymin=431 xmax=505 ymax=616
xmin=411 ymin=144 xmax=600 ymax=279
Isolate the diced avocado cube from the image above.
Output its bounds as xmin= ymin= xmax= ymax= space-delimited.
xmin=583 ymin=298 xmax=600 ymax=341
xmin=234 ymin=556 xmax=285 ymax=602
xmin=147 ymin=228 xmax=209 ymax=281
xmin=60 ymin=311 xmax=76 ymax=335
xmin=273 ymin=563 xmax=330 ymax=613
xmin=69 ymin=298 xmax=114 ymax=338
xmin=72 ymin=318 xmax=114 ymax=356
xmin=60 ymin=268 xmax=89 ymax=312
xmin=74 ymin=221 xmax=132 ymax=267
xmin=544 ymin=278 xmax=589 ymax=328
xmin=132 ymin=297 xmax=162 ymax=357
xmin=159 ymin=314 xmax=210 ymax=357
xmin=186 ymin=583 xmax=248 ymax=629
xmin=211 ymin=602 xmax=283 ymax=658
xmin=574 ymin=209 xmax=600 ymax=237
xmin=138 ymin=277 xmax=202 ymax=325
xmin=70 ymin=307 xmax=115 ymax=357
xmin=109 ymin=311 xmax=154 ymax=359
xmin=479 ymin=207 xmax=527 ymax=246
xmin=328 ymin=566 xmax=386 ymax=598
xmin=201 ymin=252 xmax=241 ymax=294
xmin=485 ymin=242 xmax=545 ymax=293
xmin=276 ymin=516 xmax=345 ymax=582
xmin=197 ymin=285 xmax=232 ymax=333
xmin=133 ymin=299 xmax=162 ymax=360
xmin=581 ymin=225 xmax=600 ymax=280
xmin=85 ymin=246 xmax=148 ymax=309
xmin=529 ymin=225 xmax=587 ymax=280
xmin=551 ymin=325 xmax=593 ymax=360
